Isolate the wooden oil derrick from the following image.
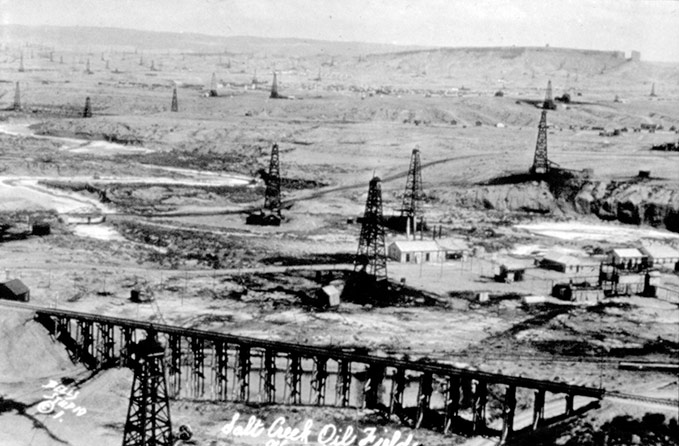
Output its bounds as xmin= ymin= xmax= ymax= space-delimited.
xmin=83 ymin=96 xmax=92 ymax=118
xmin=209 ymin=72 xmax=218 ymax=97
xmin=122 ymin=330 xmax=173 ymax=446
xmin=263 ymin=143 xmax=281 ymax=216
xmin=543 ymin=79 xmax=556 ymax=110
xmin=650 ymin=82 xmax=657 ymax=97
xmin=354 ymin=177 xmax=388 ymax=282
xmin=85 ymin=58 xmax=92 ymax=74
xmin=270 ymin=71 xmax=279 ymax=98
xmin=170 ymin=86 xmax=178 ymax=112
xmin=13 ymin=82 xmax=21 ymax=111
xmin=19 ymin=52 xmax=24 ymax=72
xmin=251 ymin=69 xmax=258 ymax=88
xmin=247 ymin=143 xmax=282 ymax=225
xmin=400 ymin=148 xmax=424 ymax=232
xmin=530 ymin=110 xmax=549 ymax=175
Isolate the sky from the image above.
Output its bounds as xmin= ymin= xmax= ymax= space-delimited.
xmin=1 ymin=0 xmax=679 ymax=62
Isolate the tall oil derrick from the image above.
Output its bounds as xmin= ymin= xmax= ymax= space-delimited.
xmin=170 ymin=86 xmax=178 ymax=112
xmin=19 ymin=52 xmax=25 ymax=72
xmin=263 ymin=143 xmax=282 ymax=217
xmin=13 ymin=82 xmax=21 ymax=111
xmin=85 ymin=58 xmax=92 ymax=74
xmin=246 ymin=143 xmax=282 ymax=226
xmin=543 ymin=79 xmax=556 ymax=110
xmin=83 ymin=96 xmax=93 ymax=118
xmin=122 ymin=330 xmax=173 ymax=446
xmin=251 ymin=69 xmax=258 ymax=87
xmin=400 ymin=148 xmax=424 ymax=232
xmin=209 ymin=72 xmax=218 ymax=97
xmin=650 ymin=82 xmax=657 ymax=97
xmin=530 ymin=110 xmax=549 ymax=175
xmin=354 ymin=176 xmax=388 ymax=284
xmin=270 ymin=71 xmax=279 ymax=98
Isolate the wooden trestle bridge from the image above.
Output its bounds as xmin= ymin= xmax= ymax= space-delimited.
xmin=33 ymin=307 xmax=604 ymax=441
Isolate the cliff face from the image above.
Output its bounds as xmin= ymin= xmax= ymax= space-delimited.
xmin=460 ymin=177 xmax=679 ymax=233
xmin=575 ymin=180 xmax=679 ymax=232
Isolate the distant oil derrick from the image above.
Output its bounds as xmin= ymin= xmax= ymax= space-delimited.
xmin=105 ymin=59 xmax=110 ymax=70
xmin=82 ymin=96 xmax=92 ymax=118
xmin=246 ymin=143 xmax=282 ymax=226
xmin=270 ymin=71 xmax=280 ymax=98
xmin=650 ymin=82 xmax=657 ymax=97
xmin=530 ymin=110 xmax=549 ymax=175
xmin=150 ymin=60 xmax=156 ymax=71
xmin=251 ymin=69 xmax=258 ymax=87
xmin=354 ymin=176 xmax=388 ymax=282
xmin=18 ymin=52 xmax=24 ymax=72
xmin=122 ymin=331 xmax=173 ymax=446
xmin=13 ymin=82 xmax=21 ymax=111
xmin=400 ymin=148 xmax=424 ymax=232
xmin=85 ymin=58 xmax=93 ymax=74
xmin=543 ymin=80 xmax=556 ymax=110
xmin=170 ymin=86 xmax=178 ymax=112
xmin=209 ymin=72 xmax=218 ymax=97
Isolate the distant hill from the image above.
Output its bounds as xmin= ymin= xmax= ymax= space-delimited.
xmin=0 ymin=24 xmax=430 ymax=57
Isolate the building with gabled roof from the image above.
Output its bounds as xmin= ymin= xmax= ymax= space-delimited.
xmin=640 ymin=245 xmax=679 ymax=268
xmin=388 ymin=240 xmax=443 ymax=263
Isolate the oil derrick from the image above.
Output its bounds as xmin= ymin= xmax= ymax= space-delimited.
xmin=246 ymin=143 xmax=282 ymax=226
xmin=19 ymin=52 xmax=25 ymax=72
xmin=270 ymin=71 xmax=279 ymax=98
xmin=251 ymin=69 xmax=258 ymax=87
xmin=543 ymin=80 xmax=556 ymax=110
xmin=650 ymin=82 xmax=657 ymax=97
xmin=530 ymin=110 xmax=549 ymax=175
xmin=347 ymin=176 xmax=388 ymax=302
xmin=106 ymin=59 xmax=110 ymax=70
xmin=13 ymin=82 xmax=21 ymax=111
xmin=170 ymin=86 xmax=178 ymax=112
xmin=122 ymin=330 xmax=173 ymax=446
xmin=150 ymin=60 xmax=156 ymax=71
xmin=263 ymin=143 xmax=281 ymax=216
xmin=209 ymin=72 xmax=218 ymax=97
xmin=83 ymin=96 xmax=92 ymax=118
xmin=400 ymin=148 xmax=424 ymax=232
xmin=85 ymin=58 xmax=93 ymax=74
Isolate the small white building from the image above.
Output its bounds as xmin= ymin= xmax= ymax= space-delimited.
xmin=388 ymin=240 xmax=444 ymax=263
xmin=640 ymin=245 xmax=679 ymax=268
xmin=607 ymin=248 xmax=646 ymax=269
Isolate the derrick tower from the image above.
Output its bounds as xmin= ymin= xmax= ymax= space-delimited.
xmin=19 ymin=52 xmax=24 ymax=72
xmin=82 ymin=96 xmax=92 ymax=118
xmin=209 ymin=72 xmax=218 ymax=97
xmin=270 ymin=72 xmax=279 ymax=98
xmin=650 ymin=82 xmax=657 ymax=97
xmin=354 ymin=177 xmax=388 ymax=282
xmin=400 ymin=148 xmax=424 ymax=230
xmin=13 ymin=82 xmax=21 ymax=111
xmin=543 ymin=80 xmax=556 ymax=110
xmin=122 ymin=331 xmax=173 ymax=446
xmin=530 ymin=110 xmax=549 ymax=175
xmin=263 ymin=143 xmax=281 ymax=217
xmin=85 ymin=58 xmax=92 ymax=74
xmin=170 ymin=86 xmax=178 ymax=112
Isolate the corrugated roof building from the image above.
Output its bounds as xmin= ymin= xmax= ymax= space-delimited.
xmin=388 ymin=240 xmax=444 ymax=263
xmin=640 ymin=245 xmax=679 ymax=268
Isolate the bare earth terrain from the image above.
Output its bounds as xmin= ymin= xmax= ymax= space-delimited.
xmin=0 ymin=26 xmax=677 ymax=445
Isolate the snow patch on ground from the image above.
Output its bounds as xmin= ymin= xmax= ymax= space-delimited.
xmin=516 ymin=221 xmax=679 ymax=242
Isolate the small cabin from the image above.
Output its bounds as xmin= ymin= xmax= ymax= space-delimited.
xmin=0 ymin=279 xmax=30 ymax=302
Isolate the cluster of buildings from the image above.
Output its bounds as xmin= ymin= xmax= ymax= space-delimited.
xmin=384 ymin=235 xmax=679 ymax=305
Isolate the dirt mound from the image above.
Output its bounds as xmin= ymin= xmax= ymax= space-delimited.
xmin=458 ymin=181 xmax=556 ymax=214
xmin=0 ymin=310 xmax=77 ymax=383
